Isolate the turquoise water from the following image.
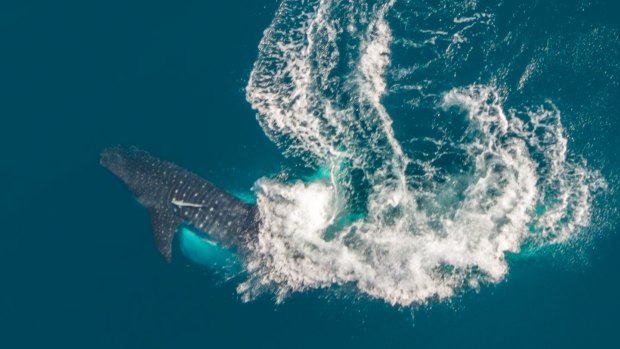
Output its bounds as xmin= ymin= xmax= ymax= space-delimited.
xmin=1 ymin=0 xmax=619 ymax=348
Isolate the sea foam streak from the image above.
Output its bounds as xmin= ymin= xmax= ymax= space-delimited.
xmin=241 ymin=0 xmax=604 ymax=306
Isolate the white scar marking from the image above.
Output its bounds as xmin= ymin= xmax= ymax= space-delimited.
xmin=171 ymin=199 xmax=204 ymax=208
xmin=203 ymin=239 xmax=217 ymax=246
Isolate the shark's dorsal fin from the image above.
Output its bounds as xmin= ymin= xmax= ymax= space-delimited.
xmin=148 ymin=206 xmax=183 ymax=263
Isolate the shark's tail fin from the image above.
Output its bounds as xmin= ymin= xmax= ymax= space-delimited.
xmin=148 ymin=206 xmax=182 ymax=262
xmin=101 ymin=146 xmax=180 ymax=261
xmin=101 ymin=146 xmax=259 ymax=262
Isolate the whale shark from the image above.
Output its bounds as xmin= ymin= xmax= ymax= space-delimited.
xmin=100 ymin=146 xmax=259 ymax=262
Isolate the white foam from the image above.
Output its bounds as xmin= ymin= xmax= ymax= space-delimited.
xmin=241 ymin=1 xmax=604 ymax=306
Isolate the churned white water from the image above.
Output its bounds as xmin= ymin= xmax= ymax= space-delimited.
xmin=240 ymin=0 xmax=605 ymax=306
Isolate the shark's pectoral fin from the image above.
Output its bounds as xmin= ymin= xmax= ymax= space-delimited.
xmin=148 ymin=206 xmax=182 ymax=263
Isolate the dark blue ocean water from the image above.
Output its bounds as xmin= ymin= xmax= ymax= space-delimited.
xmin=1 ymin=0 xmax=619 ymax=348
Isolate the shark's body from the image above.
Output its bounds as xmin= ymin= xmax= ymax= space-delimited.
xmin=100 ymin=146 xmax=259 ymax=262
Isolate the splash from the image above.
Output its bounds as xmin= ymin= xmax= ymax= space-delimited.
xmin=241 ymin=0 xmax=604 ymax=306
